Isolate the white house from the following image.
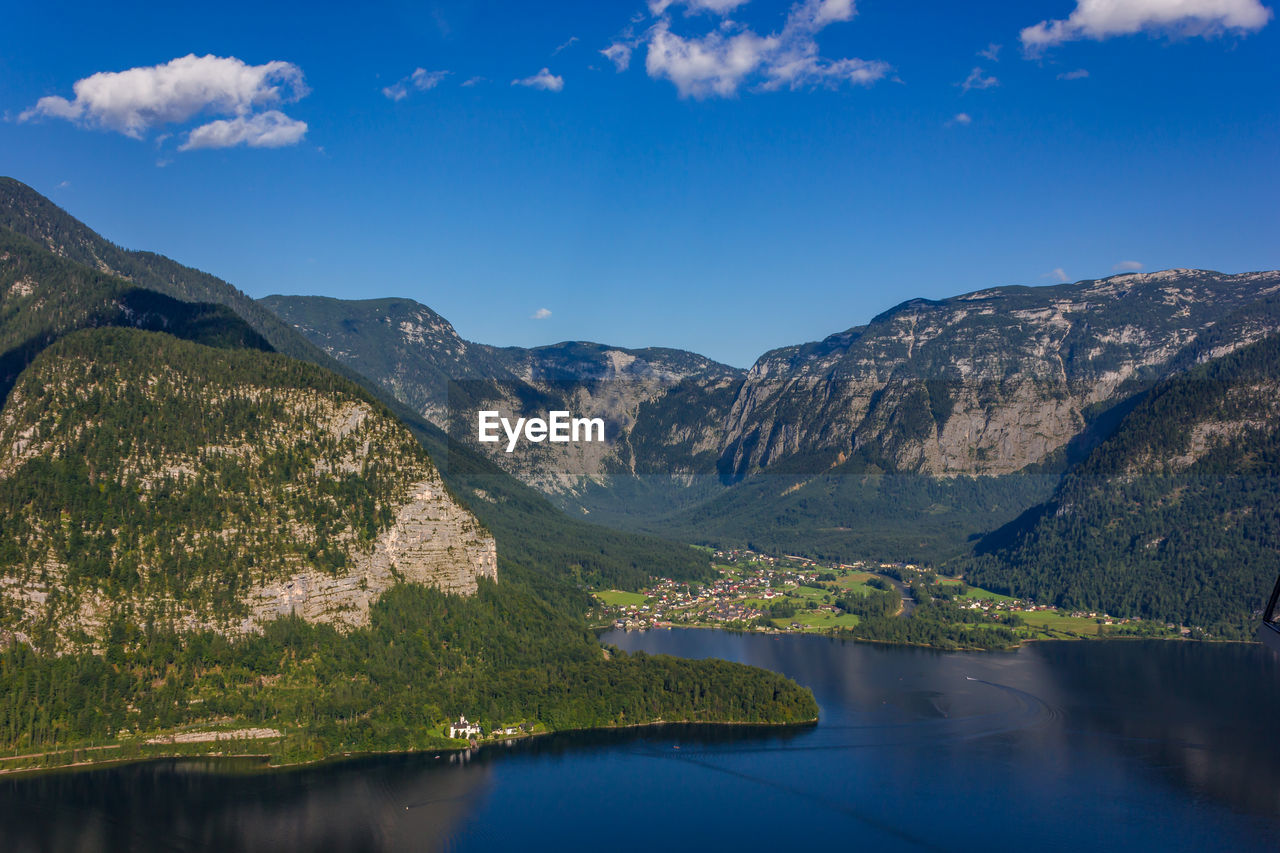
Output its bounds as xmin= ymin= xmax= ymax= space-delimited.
xmin=448 ymin=715 xmax=482 ymax=739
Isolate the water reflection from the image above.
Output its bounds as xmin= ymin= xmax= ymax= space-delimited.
xmin=0 ymin=752 xmax=493 ymax=853
xmin=1029 ymin=640 xmax=1280 ymax=817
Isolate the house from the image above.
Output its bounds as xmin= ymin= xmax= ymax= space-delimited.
xmin=448 ymin=715 xmax=482 ymax=739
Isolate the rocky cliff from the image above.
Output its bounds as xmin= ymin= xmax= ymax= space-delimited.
xmin=718 ymin=270 xmax=1280 ymax=481
xmin=259 ymin=295 xmax=743 ymax=493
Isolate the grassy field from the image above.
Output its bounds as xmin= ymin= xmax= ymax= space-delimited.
xmin=1018 ymin=611 xmax=1106 ymax=636
xmin=595 ymin=590 xmax=649 ymax=607
xmin=834 ymin=572 xmax=875 ymax=589
xmin=938 ymin=580 xmax=1016 ymax=603
xmin=772 ymin=610 xmax=861 ymax=630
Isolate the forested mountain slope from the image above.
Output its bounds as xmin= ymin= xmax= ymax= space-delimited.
xmin=0 ymin=177 xmax=329 ymax=364
xmin=0 ymin=327 xmax=497 ymax=649
xmin=962 ymin=332 xmax=1280 ymax=636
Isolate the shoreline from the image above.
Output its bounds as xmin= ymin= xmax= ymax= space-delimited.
xmin=595 ymin=620 xmax=1261 ymax=651
xmin=0 ymin=715 xmax=817 ymax=780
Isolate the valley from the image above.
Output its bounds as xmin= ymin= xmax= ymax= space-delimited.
xmin=0 ymin=174 xmax=1276 ymax=780
xmin=7 ymin=6 xmax=1279 ymax=845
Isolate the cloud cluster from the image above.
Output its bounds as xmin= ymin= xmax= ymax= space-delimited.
xmin=512 ymin=68 xmax=565 ymax=91
xmin=601 ymin=42 xmax=635 ymax=71
xmin=383 ymin=68 xmax=450 ymax=101
xmin=531 ymin=308 xmax=552 ymax=320
xmin=959 ymin=66 xmax=998 ymax=92
xmin=1022 ymin=0 xmax=1272 ymax=50
xmin=180 ymin=111 xmax=308 ymax=150
xmin=20 ymin=54 xmax=309 ymax=150
xmin=643 ymin=0 xmax=889 ymax=98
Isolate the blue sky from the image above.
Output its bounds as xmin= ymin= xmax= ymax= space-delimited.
xmin=3 ymin=0 xmax=1278 ymax=367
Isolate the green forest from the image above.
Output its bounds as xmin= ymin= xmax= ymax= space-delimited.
xmin=962 ymin=333 xmax=1280 ymax=637
xmin=0 ymin=582 xmax=816 ymax=768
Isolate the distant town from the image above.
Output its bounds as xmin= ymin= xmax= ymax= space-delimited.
xmin=589 ymin=549 xmax=1187 ymax=643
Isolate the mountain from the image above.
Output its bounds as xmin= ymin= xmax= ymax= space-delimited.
xmin=0 ymin=180 xmax=816 ymax=770
xmin=0 ymin=327 xmax=497 ymax=650
xmin=961 ymin=331 xmax=1280 ymax=636
xmin=0 ymin=177 xmax=330 ymax=365
xmin=259 ymin=295 xmax=742 ymax=500
xmin=264 ymin=269 xmax=1280 ymax=563
xmin=0 ymin=227 xmax=274 ymax=402
xmin=0 ymin=177 xmax=716 ymax=593
xmin=717 ymin=270 xmax=1280 ymax=481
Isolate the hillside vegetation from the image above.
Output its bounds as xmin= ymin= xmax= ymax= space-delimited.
xmin=963 ymin=333 xmax=1280 ymax=636
xmin=0 ymin=182 xmax=817 ymax=769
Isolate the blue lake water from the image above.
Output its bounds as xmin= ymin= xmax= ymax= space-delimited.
xmin=3 ymin=631 xmax=1278 ymax=851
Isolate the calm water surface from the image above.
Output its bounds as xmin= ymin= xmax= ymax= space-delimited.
xmin=3 ymin=632 xmax=1278 ymax=852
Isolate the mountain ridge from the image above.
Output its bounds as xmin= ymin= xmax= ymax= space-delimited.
xmin=264 ymin=267 xmax=1280 ymax=567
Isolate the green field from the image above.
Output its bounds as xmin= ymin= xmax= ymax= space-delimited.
xmin=595 ymin=590 xmax=649 ymax=607
xmin=1018 ymin=611 xmax=1106 ymax=636
xmin=939 ymin=580 xmax=1016 ymax=603
xmin=834 ymin=572 xmax=875 ymax=589
xmin=773 ymin=610 xmax=861 ymax=630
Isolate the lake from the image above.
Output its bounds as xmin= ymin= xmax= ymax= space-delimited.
xmin=3 ymin=631 xmax=1278 ymax=851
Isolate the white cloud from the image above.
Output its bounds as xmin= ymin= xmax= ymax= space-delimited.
xmin=57 ymin=180 xmax=70 ymax=188
xmin=180 ymin=111 xmax=308 ymax=150
xmin=513 ymin=68 xmax=565 ymax=91
xmin=531 ymin=308 xmax=552 ymax=320
xmin=461 ymin=77 xmax=486 ymax=87
xmin=959 ymin=66 xmax=998 ymax=92
xmin=383 ymin=68 xmax=450 ymax=101
xmin=553 ymin=36 xmax=580 ymax=55
xmin=19 ymin=54 xmax=308 ymax=142
xmin=1113 ymin=260 xmax=1144 ymax=271
xmin=1021 ymin=0 xmax=1272 ymax=50
xmin=949 ymin=112 xmax=972 ymax=126
xmin=644 ymin=0 xmax=888 ymax=98
xmin=1044 ymin=267 xmax=1071 ymax=283
xmin=602 ymin=42 xmax=635 ymax=71
xmin=1058 ymin=68 xmax=1091 ymax=79
xmin=646 ymin=24 xmax=774 ymax=97
xmin=649 ymin=0 xmax=751 ymax=15
xmin=978 ymin=43 xmax=1002 ymax=61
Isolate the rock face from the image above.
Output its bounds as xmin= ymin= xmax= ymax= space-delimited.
xmin=246 ymin=478 xmax=497 ymax=630
xmin=0 ymin=327 xmax=497 ymax=650
xmin=265 ymin=270 xmax=1280 ymax=496
xmin=716 ymin=270 xmax=1280 ymax=481
xmin=258 ymin=295 xmax=744 ymax=492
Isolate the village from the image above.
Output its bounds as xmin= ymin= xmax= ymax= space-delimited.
xmin=589 ymin=548 xmax=1180 ymax=641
